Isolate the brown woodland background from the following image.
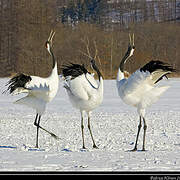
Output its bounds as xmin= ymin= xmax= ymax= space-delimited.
xmin=0 ymin=0 xmax=180 ymax=79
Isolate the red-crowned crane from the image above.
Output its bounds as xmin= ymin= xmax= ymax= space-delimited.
xmin=5 ymin=30 xmax=59 ymax=148
xmin=62 ymin=59 xmax=103 ymax=149
xmin=116 ymin=34 xmax=175 ymax=151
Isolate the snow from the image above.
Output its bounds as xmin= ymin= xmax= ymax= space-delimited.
xmin=0 ymin=77 xmax=180 ymax=172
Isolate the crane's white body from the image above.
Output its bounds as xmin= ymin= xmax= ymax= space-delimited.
xmin=65 ymin=73 xmax=103 ymax=112
xmin=117 ymin=68 xmax=169 ymax=116
xmin=14 ymin=63 xmax=59 ymax=115
xmin=6 ymin=30 xmax=59 ymax=147
xmin=62 ymin=61 xmax=103 ymax=149
xmin=116 ymin=34 xmax=174 ymax=151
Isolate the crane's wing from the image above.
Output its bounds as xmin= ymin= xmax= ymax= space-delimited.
xmin=122 ymin=70 xmax=152 ymax=96
xmin=123 ymin=60 xmax=174 ymax=94
xmin=5 ymin=73 xmax=50 ymax=98
xmin=62 ymin=63 xmax=99 ymax=101
xmin=25 ymin=75 xmax=50 ymax=98
xmin=64 ymin=73 xmax=98 ymax=101
xmin=121 ymin=60 xmax=174 ymax=108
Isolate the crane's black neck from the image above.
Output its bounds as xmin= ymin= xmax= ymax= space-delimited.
xmin=96 ymin=68 xmax=103 ymax=82
xmin=119 ymin=55 xmax=128 ymax=72
xmin=119 ymin=45 xmax=133 ymax=72
xmin=49 ymin=47 xmax=56 ymax=69
xmin=91 ymin=61 xmax=103 ymax=82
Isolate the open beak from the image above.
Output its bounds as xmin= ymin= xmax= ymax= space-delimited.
xmin=129 ymin=33 xmax=134 ymax=47
xmin=48 ymin=30 xmax=55 ymax=46
xmin=122 ymin=33 xmax=135 ymax=63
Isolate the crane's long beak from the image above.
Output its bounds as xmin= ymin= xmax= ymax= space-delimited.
xmin=48 ymin=30 xmax=55 ymax=46
xmin=125 ymin=33 xmax=135 ymax=60
xmin=133 ymin=33 xmax=134 ymax=46
xmin=129 ymin=33 xmax=134 ymax=46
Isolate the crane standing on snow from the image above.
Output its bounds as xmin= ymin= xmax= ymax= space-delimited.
xmin=62 ymin=39 xmax=103 ymax=149
xmin=116 ymin=34 xmax=175 ymax=151
xmin=5 ymin=30 xmax=59 ymax=148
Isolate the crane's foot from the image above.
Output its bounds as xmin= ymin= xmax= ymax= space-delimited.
xmin=128 ymin=148 xmax=147 ymax=152
xmin=93 ymin=144 xmax=99 ymax=149
xmin=129 ymin=147 xmax=137 ymax=152
xmin=82 ymin=145 xmax=86 ymax=149
xmin=49 ymin=132 xmax=60 ymax=140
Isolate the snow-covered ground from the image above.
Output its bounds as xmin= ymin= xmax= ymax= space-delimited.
xmin=0 ymin=77 xmax=180 ymax=172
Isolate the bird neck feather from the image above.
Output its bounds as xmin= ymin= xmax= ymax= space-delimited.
xmin=119 ymin=54 xmax=130 ymax=72
xmin=49 ymin=47 xmax=56 ymax=69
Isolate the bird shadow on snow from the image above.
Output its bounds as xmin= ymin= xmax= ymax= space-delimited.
xmin=0 ymin=145 xmax=17 ymax=149
xmin=125 ymin=149 xmax=149 ymax=153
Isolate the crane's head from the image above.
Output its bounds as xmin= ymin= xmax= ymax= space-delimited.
xmin=45 ymin=30 xmax=55 ymax=54
xmin=90 ymin=59 xmax=103 ymax=80
xmin=90 ymin=59 xmax=97 ymax=71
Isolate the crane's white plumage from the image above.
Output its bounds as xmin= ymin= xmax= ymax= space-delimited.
xmin=62 ymin=61 xmax=103 ymax=149
xmin=116 ymin=34 xmax=175 ymax=151
xmin=14 ymin=69 xmax=59 ymax=115
xmin=64 ymin=73 xmax=103 ymax=110
xmin=117 ymin=68 xmax=170 ymax=112
xmin=5 ymin=30 xmax=59 ymax=148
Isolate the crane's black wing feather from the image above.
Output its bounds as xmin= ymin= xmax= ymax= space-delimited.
xmin=4 ymin=73 xmax=32 ymax=94
xmin=62 ymin=63 xmax=88 ymax=79
xmin=140 ymin=60 xmax=175 ymax=84
xmin=140 ymin=60 xmax=175 ymax=73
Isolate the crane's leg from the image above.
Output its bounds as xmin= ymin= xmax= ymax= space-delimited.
xmin=131 ymin=116 xmax=142 ymax=151
xmin=142 ymin=117 xmax=147 ymax=151
xmin=87 ymin=113 xmax=98 ymax=149
xmin=34 ymin=114 xmax=59 ymax=147
xmin=81 ymin=112 xmax=86 ymax=149
xmin=34 ymin=114 xmax=40 ymax=148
